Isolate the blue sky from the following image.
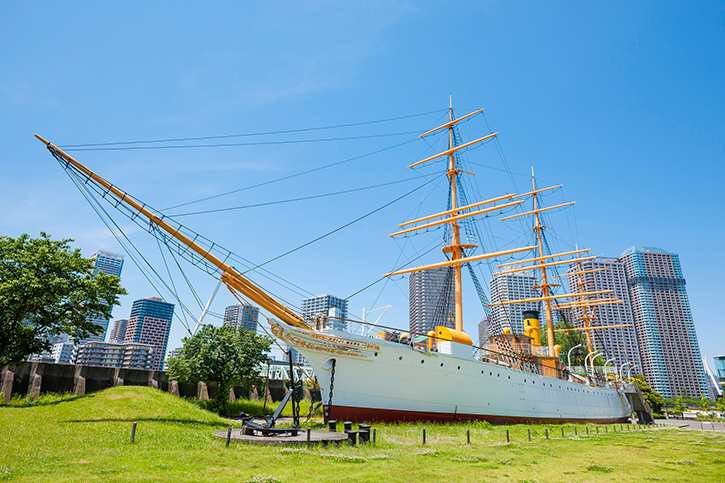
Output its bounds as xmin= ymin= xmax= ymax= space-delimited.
xmin=2 ymin=2 xmax=724 ymax=366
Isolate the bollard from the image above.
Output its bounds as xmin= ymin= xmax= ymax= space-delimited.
xmin=561 ymin=427 xmax=564 ymax=438
xmin=328 ymin=420 xmax=337 ymax=432
xmin=574 ymin=427 xmax=577 ymax=436
xmin=528 ymin=428 xmax=531 ymax=442
xmin=467 ymin=429 xmax=470 ymax=444
xmin=130 ymin=421 xmax=137 ymax=443
xmin=344 ymin=421 xmax=353 ymax=432
xmin=613 ymin=425 xmax=616 ymax=432
xmin=620 ymin=424 xmax=623 ymax=431
xmin=373 ymin=428 xmax=376 ymax=447
xmin=307 ymin=428 xmax=311 ymax=447
xmin=226 ymin=424 xmax=233 ymax=448
xmin=506 ymin=429 xmax=509 ymax=443
xmin=596 ymin=426 xmax=599 ymax=434
xmin=422 ymin=428 xmax=426 ymax=445
xmin=346 ymin=431 xmax=358 ymax=447
xmin=605 ymin=426 xmax=608 ymax=433
xmin=627 ymin=425 xmax=630 ymax=431
xmin=359 ymin=430 xmax=370 ymax=445
xmin=586 ymin=426 xmax=589 ymax=435
xmin=545 ymin=428 xmax=548 ymax=440
xmin=701 ymin=422 xmax=704 ymax=430
xmin=359 ymin=423 xmax=371 ymax=433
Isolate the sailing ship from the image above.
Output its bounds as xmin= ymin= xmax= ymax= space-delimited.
xmin=35 ymin=104 xmax=635 ymax=424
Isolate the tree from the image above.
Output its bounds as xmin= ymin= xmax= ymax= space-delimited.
xmin=633 ymin=374 xmax=664 ymax=413
xmin=541 ymin=318 xmax=590 ymax=367
xmin=0 ymin=233 xmax=126 ymax=366
xmin=699 ymin=394 xmax=710 ymax=412
xmin=716 ymin=397 xmax=725 ymax=413
xmin=167 ymin=324 xmax=272 ymax=413
xmin=674 ymin=396 xmax=686 ymax=417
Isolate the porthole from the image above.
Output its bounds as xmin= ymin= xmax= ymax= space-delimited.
xmin=374 ymin=352 xmax=378 ymax=357
xmin=457 ymin=366 xmax=461 ymax=370
xmin=399 ymin=356 xmax=403 ymax=360
xmin=481 ymin=370 xmax=484 ymax=374
xmin=441 ymin=363 xmax=444 ymax=367
xmin=497 ymin=373 xmax=500 ymax=377
xmin=508 ymin=376 xmax=511 ymax=379
xmin=524 ymin=379 xmax=527 ymax=383
xmin=490 ymin=372 xmax=492 ymax=376
xmin=421 ymin=360 xmax=425 ymax=364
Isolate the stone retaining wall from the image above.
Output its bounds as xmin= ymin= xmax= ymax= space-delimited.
xmin=0 ymin=362 xmax=310 ymax=403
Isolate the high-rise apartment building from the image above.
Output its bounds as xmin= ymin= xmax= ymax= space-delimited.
xmin=73 ymin=341 xmax=155 ymax=369
xmin=124 ymin=297 xmax=174 ymax=371
xmin=52 ymin=342 xmax=75 ymax=364
xmin=714 ymin=355 xmax=725 ymax=382
xmin=301 ymin=294 xmax=348 ymax=331
xmin=489 ymin=272 xmax=540 ymax=335
xmin=620 ymin=246 xmax=708 ymax=398
xmin=109 ymin=319 xmax=129 ymax=343
xmin=81 ymin=250 xmax=125 ymax=343
xmin=223 ymin=303 xmax=260 ymax=332
xmin=566 ymin=258 xmax=642 ymax=374
xmin=478 ymin=315 xmax=492 ymax=348
xmin=409 ymin=267 xmax=454 ymax=335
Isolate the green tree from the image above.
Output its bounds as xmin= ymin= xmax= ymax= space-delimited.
xmin=0 ymin=233 xmax=126 ymax=366
xmin=674 ymin=396 xmax=686 ymax=417
xmin=633 ymin=374 xmax=664 ymax=413
xmin=699 ymin=394 xmax=710 ymax=411
xmin=167 ymin=324 xmax=271 ymax=413
xmin=716 ymin=397 xmax=725 ymax=413
xmin=541 ymin=318 xmax=589 ymax=367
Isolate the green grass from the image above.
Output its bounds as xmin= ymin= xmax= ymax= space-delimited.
xmin=2 ymin=386 xmax=724 ymax=482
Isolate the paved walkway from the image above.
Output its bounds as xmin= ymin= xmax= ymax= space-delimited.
xmin=213 ymin=427 xmax=349 ymax=445
xmin=660 ymin=419 xmax=725 ymax=432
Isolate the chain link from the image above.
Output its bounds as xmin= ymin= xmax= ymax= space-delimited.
xmin=326 ymin=359 xmax=336 ymax=422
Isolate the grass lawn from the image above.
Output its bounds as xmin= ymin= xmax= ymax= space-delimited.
xmin=1 ymin=386 xmax=724 ymax=482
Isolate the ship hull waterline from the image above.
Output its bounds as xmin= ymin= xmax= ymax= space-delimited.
xmin=272 ymin=321 xmax=632 ymax=425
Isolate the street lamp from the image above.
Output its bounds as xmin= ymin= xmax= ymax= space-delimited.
xmin=604 ymin=358 xmax=615 ymax=382
xmin=590 ymin=353 xmax=604 ymax=380
xmin=567 ymin=343 xmax=584 ymax=371
xmin=584 ymin=351 xmax=600 ymax=379
xmin=619 ymin=362 xmax=629 ymax=381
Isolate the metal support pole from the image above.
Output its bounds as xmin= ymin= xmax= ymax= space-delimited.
xmin=506 ymin=429 xmax=509 ymax=443
xmin=422 ymin=428 xmax=426 ymax=445
xmin=226 ymin=424 xmax=232 ymax=447
xmin=130 ymin=421 xmax=137 ymax=443
xmin=467 ymin=429 xmax=470 ymax=444
xmin=192 ymin=279 xmax=222 ymax=336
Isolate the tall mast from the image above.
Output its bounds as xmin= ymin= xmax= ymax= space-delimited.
xmin=574 ymin=252 xmax=594 ymax=354
xmin=531 ymin=169 xmax=555 ymax=351
xmin=448 ymin=104 xmax=464 ymax=332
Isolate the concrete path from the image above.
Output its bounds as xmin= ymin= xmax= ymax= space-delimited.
xmin=214 ymin=427 xmax=349 ymax=445
xmin=660 ymin=419 xmax=725 ymax=432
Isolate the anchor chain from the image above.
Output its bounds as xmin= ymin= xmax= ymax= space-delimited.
xmin=326 ymin=359 xmax=336 ymax=423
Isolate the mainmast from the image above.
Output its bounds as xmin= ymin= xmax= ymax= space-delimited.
xmin=385 ymin=105 xmax=536 ymax=334
xmin=447 ymin=104 xmax=464 ymax=331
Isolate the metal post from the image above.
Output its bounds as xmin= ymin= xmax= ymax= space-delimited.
xmin=130 ymin=421 xmax=137 ymax=443
xmin=528 ymin=428 xmax=531 ymax=442
xmin=226 ymin=424 xmax=232 ymax=448
xmin=467 ymin=429 xmax=470 ymax=444
xmin=373 ymin=428 xmax=376 ymax=447
xmin=596 ymin=426 xmax=599 ymax=434
xmin=574 ymin=426 xmax=577 ymax=436
xmin=422 ymin=428 xmax=426 ymax=445
xmin=506 ymin=429 xmax=509 ymax=443
xmin=262 ymin=359 xmax=271 ymax=415
xmin=586 ymin=426 xmax=589 ymax=435
xmin=561 ymin=427 xmax=564 ymax=437
xmin=192 ymin=279 xmax=222 ymax=336
xmin=545 ymin=428 xmax=548 ymax=439
xmin=307 ymin=428 xmax=311 ymax=447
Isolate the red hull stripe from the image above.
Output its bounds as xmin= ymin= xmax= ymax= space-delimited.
xmin=325 ymin=405 xmax=629 ymax=425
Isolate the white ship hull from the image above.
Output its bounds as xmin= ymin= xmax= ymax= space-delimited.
xmin=273 ymin=321 xmax=632 ymax=424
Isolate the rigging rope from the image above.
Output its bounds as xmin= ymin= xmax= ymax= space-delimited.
xmin=60 ymin=109 xmax=445 ymax=148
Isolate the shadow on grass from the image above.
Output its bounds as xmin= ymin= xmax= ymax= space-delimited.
xmin=1 ymin=392 xmax=93 ymax=408
xmin=60 ymin=417 xmax=226 ymax=427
